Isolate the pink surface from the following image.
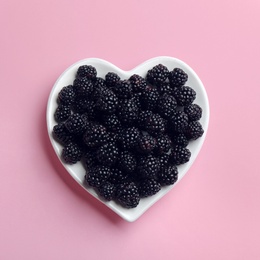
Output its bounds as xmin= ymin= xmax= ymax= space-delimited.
xmin=1 ymin=0 xmax=260 ymax=259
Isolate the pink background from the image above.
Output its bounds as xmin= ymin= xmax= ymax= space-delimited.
xmin=1 ymin=0 xmax=260 ymax=259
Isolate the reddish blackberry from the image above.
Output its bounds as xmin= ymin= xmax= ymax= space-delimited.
xmin=154 ymin=134 xmax=172 ymax=155
xmin=58 ymin=85 xmax=76 ymax=105
xmin=108 ymin=168 xmax=129 ymax=184
xmin=62 ymin=142 xmax=82 ymax=164
xmin=184 ymin=104 xmax=202 ymax=121
xmin=102 ymin=114 xmax=122 ymax=132
xmin=171 ymin=133 xmax=189 ymax=147
xmin=174 ymin=86 xmax=196 ymax=106
xmin=76 ymin=65 xmax=97 ymax=80
xmin=83 ymin=123 xmax=108 ymax=148
xmin=157 ymin=165 xmax=178 ymax=186
xmin=169 ymin=111 xmax=189 ymax=133
xmin=54 ymin=104 xmax=71 ymax=123
xmin=117 ymin=98 xmax=139 ymax=126
xmin=138 ymin=178 xmax=161 ymax=197
xmin=129 ymin=74 xmax=147 ymax=93
xmin=86 ymin=165 xmax=112 ymax=188
xmin=168 ymin=68 xmax=188 ymax=87
xmin=185 ymin=121 xmax=204 ymax=140
xmin=96 ymin=90 xmax=118 ymax=114
xmin=145 ymin=113 xmax=166 ymax=136
xmin=115 ymin=182 xmax=140 ymax=208
xmin=137 ymin=155 xmax=160 ymax=179
xmin=96 ymin=142 xmax=119 ymax=166
xmin=52 ymin=123 xmax=74 ymax=145
xmin=113 ymin=80 xmax=133 ymax=99
xmin=137 ymin=110 xmax=153 ymax=130
xmin=170 ymin=146 xmax=191 ymax=165
xmin=98 ymin=182 xmax=116 ymax=201
xmin=140 ymin=85 xmax=160 ymax=111
xmin=118 ymin=127 xmax=141 ymax=150
xmin=117 ymin=151 xmax=137 ymax=174
xmin=146 ymin=64 xmax=169 ymax=85
xmin=65 ymin=113 xmax=86 ymax=135
xmin=73 ymin=77 xmax=94 ymax=97
xmin=136 ymin=134 xmax=156 ymax=154
xmin=157 ymin=94 xmax=178 ymax=119
xmin=105 ymin=72 xmax=120 ymax=87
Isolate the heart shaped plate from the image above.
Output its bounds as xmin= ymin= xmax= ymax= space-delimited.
xmin=46 ymin=56 xmax=210 ymax=222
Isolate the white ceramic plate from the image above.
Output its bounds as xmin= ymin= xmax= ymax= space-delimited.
xmin=46 ymin=57 xmax=210 ymax=222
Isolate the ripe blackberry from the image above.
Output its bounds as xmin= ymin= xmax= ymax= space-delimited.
xmin=102 ymin=114 xmax=122 ymax=132
xmin=93 ymin=77 xmax=106 ymax=88
xmin=86 ymin=165 xmax=112 ymax=188
xmin=54 ymin=104 xmax=71 ymax=123
xmin=83 ymin=123 xmax=108 ymax=148
xmin=140 ymin=86 xmax=160 ymax=111
xmin=73 ymin=77 xmax=94 ymax=97
xmin=115 ymin=182 xmax=140 ymax=208
xmin=168 ymin=68 xmax=188 ymax=87
xmin=96 ymin=90 xmax=118 ymax=114
xmin=65 ymin=113 xmax=86 ymax=135
xmin=170 ymin=146 xmax=191 ymax=165
xmin=157 ymin=165 xmax=178 ymax=186
xmin=169 ymin=111 xmax=189 ymax=133
xmin=185 ymin=121 xmax=204 ymax=140
xmin=184 ymin=104 xmax=202 ymax=121
xmin=157 ymin=94 xmax=178 ymax=119
xmin=145 ymin=113 xmax=166 ymax=135
xmin=158 ymin=153 xmax=170 ymax=169
xmin=91 ymin=83 xmax=109 ymax=102
xmin=136 ymin=134 xmax=156 ymax=154
xmin=117 ymin=98 xmax=139 ymax=126
xmin=117 ymin=151 xmax=137 ymax=174
xmin=96 ymin=142 xmax=119 ymax=166
xmin=118 ymin=127 xmax=140 ymax=150
xmin=62 ymin=142 xmax=82 ymax=164
xmin=108 ymin=168 xmax=129 ymax=184
xmin=132 ymin=92 xmax=142 ymax=110
xmin=171 ymin=133 xmax=189 ymax=147
xmin=146 ymin=64 xmax=169 ymax=85
xmin=98 ymin=182 xmax=116 ymax=201
xmin=174 ymin=86 xmax=196 ymax=106
xmin=139 ymin=178 xmax=161 ymax=198
xmin=71 ymin=96 xmax=89 ymax=114
xmin=154 ymin=134 xmax=172 ymax=155
xmin=76 ymin=65 xmax=97 ymax=80
xmin=157 ymin=82 xmax=175 ymax=96
xmin=137 ymin=110 xmax=153 ymax=130
xmin=137 ymin=155 xmax=160 ymax=179
xmin=113 ymin=80 xmax=133 ymax=99
xmin=105 ymin=72 xmax=120 ymax=87
xmin=83 ymin=150 xmax=98 ymax=170
xmin=53 ymin=123 xmax=74 ymax=145
xmin=129 ymin=74 xmax=147 ymax=93
xmin=58 ymin=85 xmax=76 ymax=105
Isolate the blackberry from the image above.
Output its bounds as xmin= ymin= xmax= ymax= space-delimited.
xmin=102 ymin=114 xmax=122 ymax=132
xmin=109 ymin=168 xmax=129 ymax=184
xmin=140 ymin=85 xmax=160 ymax=111
xmin=93 ymin=77 xmax=106 ymax=88
xmin=58 ymin=85 xmax=76 ymax=105
xmin=136 ymin=134 xmax=156 ymax=154
xmin=83 ymin=150 xmax=98 ymax=170
xmin=96 ymin=90 xmax=118 ymax=114
xmin=118 ymin=127 xmax=140 ymax=150
xmin=168 ymin=68 xmax=188 ymax=87
xmin=117 ymin=151 xmax=137 ymax=174
xmin=158 ymin=153 xmax=170 ymax=169
xmin=139 ymin=178 xmax=161 ymax=198
xmin=174 ymin=86 xmax=196 ymax=106
xmin=157 ymin=94 xmax=178 ymax=119
xmin=158 ymin=82 xmax=175 ymax=96
xmin=91 ymin=83 xmax=109 ymax=102
xmin=185 ymin=121 xmax=204 ymax=140
xmin=184 ymin=104 xmax=202 ymax=121
xmin=73 ymin=77 xmax=94 ymax=97
xmin=83 ymin=123 xmax=108 ymax=148
xmin=171 ymin=133 xmax=189 ymax=147
xmin=169 ymin=111 xmax=189 ymax=133
xmin=86 ymin=165 xmax=112 ymax=188
xmin=52 ymin=123 xmax=74 ymax=145
xmin=72 ymin=96 xmax=89 ymax=114
xmin=146 ymin=64 xmax=169 ymax=86
xmin=154 ymin=134 xmax=172 ymax=155
xmin=113 ymin=80 xmax=133 ymax=99
xmin=62 ymin=142 xmax=82 ymax=164
xmin=96 ymin=142 xmax=119 ymax=166
xmin=105 ymin=72 xmax=120 ymax=87
xmin=157 ymin=165 xmax=178 ymax=185
xmin=170 ymin=146 xmax=191 ymax=165
xmin=115 ymin=182 xmax=140 ymax=208
xmin=117 ymin=98 xmax=139 ymax=126
xmin=76 ymin=65 xmax=97 ymax=80
xmin=132 ymin=92 xmax=142 ymax=110
xmin=81 ymin=99 xmax=101 ymax=121
xmin=98 ymin=182 xmax=116 ymax=201
xmin=65 ymin=113 xmax=86 ymax=135
xmin=145 ymin=113 xmax=166 ymax=135
xmin=137 ymin=110 xmax=153 ymax=130
xmin=137 ymin=155 xmax=160 ymax=179
xmin=129 ymin=74 xmax=147 ymax=93
xmin=54 ymin=104 xmax=71 ymax=123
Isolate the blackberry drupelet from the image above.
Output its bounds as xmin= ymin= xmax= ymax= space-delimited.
xmin=157 ymin=94 xmax=178 ymax=119
xmin=129 ymin=74 xmax=147 ymax=93
xmin=58 ymin=85 xmax=76 ymax=105
xmin=168 ymin=68 xmax=188 ymax=87
xmin=170 ymin=146 xmax=191 ymax=165
xmin=146 ymin=64 xmax=169 ymax=86
xmin=157 ymin=165 xmax=178 ymax=185
xmin=138 ymin=178 xmax=161 ymax=198
xmin=113 ymin=80 xmax=133 ymax=99
xmin=105 ymin=72 xmax=120 ymax=87
xmin=185 ymin=121 xmax=204 ymax=140
xmin=171 ymin=133 xmax=189 ymax=147
xmin=184 ymin=104 xmax=202 ymax=121
xmin=174 ymin=86 xmax=196 ymax=106
xmin=65 ymin=113 xmax=86 ymax=135
xmin=54 ymin=104 xmax=71 ymax=123
xmin=53 ymin=123 xmax=75 ymax=145
xmin=62 ymin=142 xmax=82 ymax=164
xmin=137 ymin=155 xmax=160 ymax=179
xmin=96 ymin=142 xmax=119 ymax=166
xmin=117 ymin=151 xmax=137 ymax=174
xmin=98 ymin=182 xmax=116 ymax=201
xmin=118 ymin=127 xmax=140 ymax=150
xmin=96 ymin=89 xmax=118 ymax=114
xmin=169 ymin=111 xmax=189 ymax=133
xmin=140 ymin=85 xmax=160 ymax=111
xmin=86 ymin=165 xmax=112 ymax=188
xmin=154 ymin=134 xmax=172 ymax=155
xmin=76 ymin=65 xmax=97 ymax=80
xmin=136 ymin=134 xmax=156 ymax=154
